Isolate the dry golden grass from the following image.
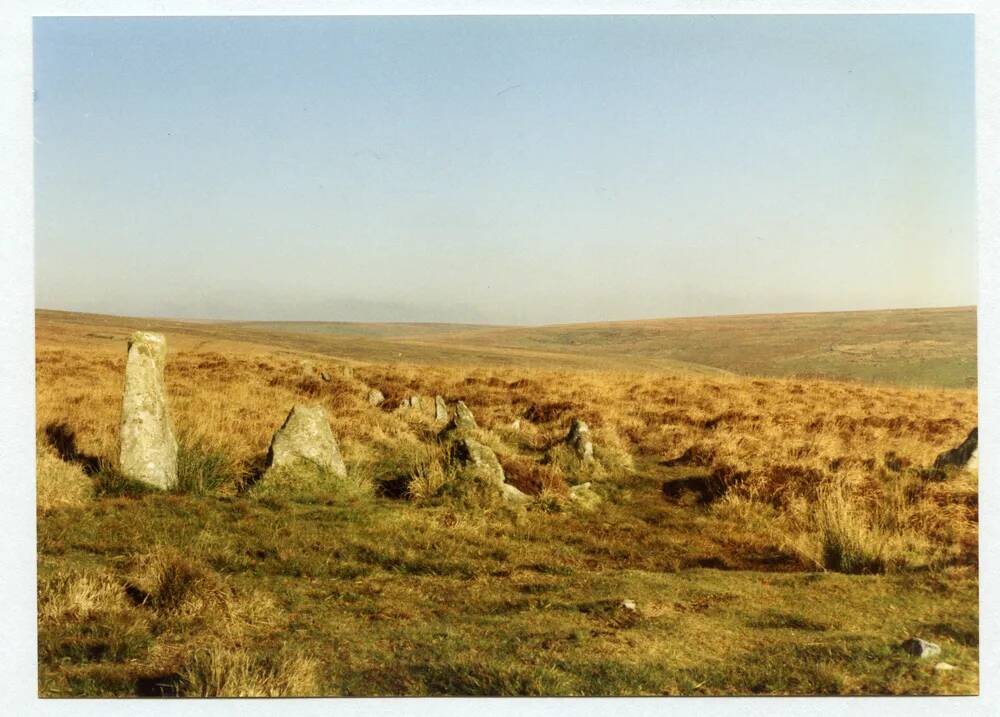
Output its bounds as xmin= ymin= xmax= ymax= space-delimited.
xmin=35 ymin=320 xmax=977 ymax=572
xmin=177 ymin=644 xmax=320 ymax=697
xmin=34 ymin=311 xmax=979 ymax=696
xmin=36 ymin=443 xmax=93 ymax=512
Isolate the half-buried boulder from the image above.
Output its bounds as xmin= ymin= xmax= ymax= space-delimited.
xmin=262 ymin=405 xmax=347 ymax=489
xmin=444 ymin=436 xmax=518 ymax=505
xmin=565 ymin=418 xmax=594 ymax=461
xmin=452 ymin=436 xmax=505 ymax=486
xmin=501 ymin=482 xmax=531 ymax=505
xmin=119 ymin=332 xmax=178 ymax=490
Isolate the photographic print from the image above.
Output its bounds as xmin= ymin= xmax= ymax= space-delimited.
xmin=31 ymin=13 xmax=978 ymax=697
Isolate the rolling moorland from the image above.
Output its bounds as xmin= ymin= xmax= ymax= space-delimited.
xmin=35 ymin=306 xmax=978 ymax=696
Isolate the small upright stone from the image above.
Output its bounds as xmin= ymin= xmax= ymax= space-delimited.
xmin=448 ymin=401 xmax=478 ymax=432
xmin=265 ymin=404 xmax=346 ymax=479
xmin=397 ymin=395 xmax=422 ymax=411
xmin=367 ymin=388 xmax=385 ymax=406
xmin=119 ymin=332 xmax=178 ymax=490
xmin=319 ymin=371 xmax=332 ymax=382
xmin=565 ymin=418 xmax=594 ymax=461
xmin=435 ymin=395 xmax=449 ymax=422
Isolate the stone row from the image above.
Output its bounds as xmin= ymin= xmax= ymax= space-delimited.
xmin=117 ymin=332 xmax=596 ymax=504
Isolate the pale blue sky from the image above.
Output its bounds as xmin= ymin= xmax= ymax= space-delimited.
xmin=33 ymin=15 xmax=975 ymax=324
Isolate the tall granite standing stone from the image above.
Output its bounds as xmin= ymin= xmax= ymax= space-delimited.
xmin=119 ymin=332 xmax=178 ymax=489
xmin=265 ymin=404 xmax=347 ymax=479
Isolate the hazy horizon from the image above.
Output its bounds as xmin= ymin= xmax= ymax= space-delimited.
xmin=34 ymin=302 xmax=976 ymax=329
xmin=34 ymin=15 xmax=976 ymax=325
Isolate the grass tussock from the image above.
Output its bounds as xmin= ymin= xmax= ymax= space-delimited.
xmin=125 ymin=546 xmax=231 ymax=616
xmin=253 ymin=460 xmax=374 ymax=502
xmin=177 ymin=644 xmax=320 ymax=697
xmin=499 ymin=454 xmax=567 ymax=496
xmin=36 ymin=444 xmax=92 ymax=512
xmin=176 ymin=441 xmax=238 ymax=495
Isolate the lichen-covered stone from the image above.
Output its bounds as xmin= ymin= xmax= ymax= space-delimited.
xmin=565 ymin=418 xmax=594 ymax=461
xmin=435 ymin=395 xmax=449 ymax=422
xmin=265 ymin=404 xmax=346 ymax=480
xmin=442 ymin=400 xmax=478 ymax=434
xmin=452 ymin=437 xmax=505 ymax=486
xmin=367 ymin=388 xmax=385 ymax=406
xmin=119 ymin=332 xmax=178 ymax=489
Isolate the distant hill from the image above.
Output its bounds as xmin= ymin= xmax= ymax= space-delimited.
xmin=36 ymin=306 xmax=976 ymax=388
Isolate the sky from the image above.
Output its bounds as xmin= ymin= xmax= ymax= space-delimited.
xmin=33 ymin=14 xmax=976 ymax=325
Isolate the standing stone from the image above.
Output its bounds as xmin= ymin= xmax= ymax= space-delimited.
xmin=565 ymin=418 xmax=594 ymax=461
xmin=397 ymin=395 xmax=422 ymax=411
xmin=265 ymin=404 xmax=347 ymax=479
xmin=435 ymin=395 xmax=449 ymax=422
xmin=452 ymin=437 xmax=506 ymax=486
xmin=119 ymin=332 xmax=178 ymax=489
xmin=367 ymin=388 xmax=385 ymax=406
xmin=933 ymin=427 xmax=978 ymax=472
xmin=319 ymin=370 xmax=332 ymax=382
xmin=448 ymin=401 xmax=478 ymax=432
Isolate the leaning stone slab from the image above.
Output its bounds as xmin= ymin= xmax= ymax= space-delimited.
xmin=119 ymin=332 xmax=178 ymax=489
xmin=933 ymin=427 xmax=978 ymax=473
xmin=265 ymin=404 xmax=347 ymax=480
xmin=565 ymin=418 xmax=595 ymax=461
